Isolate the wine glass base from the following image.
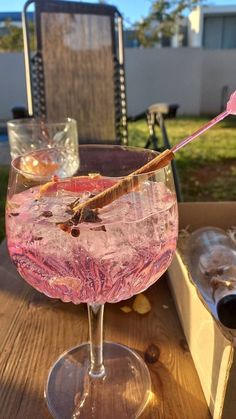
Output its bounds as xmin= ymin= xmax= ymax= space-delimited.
xmin=45 ymin=341 xmax=151 ymax=419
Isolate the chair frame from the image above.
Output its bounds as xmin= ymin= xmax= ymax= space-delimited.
xmin=22 ymin=0 xmax=128 ymax=145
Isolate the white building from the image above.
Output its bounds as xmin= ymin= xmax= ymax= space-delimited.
xmin=188 ymin=5 xmax=236 ymax=48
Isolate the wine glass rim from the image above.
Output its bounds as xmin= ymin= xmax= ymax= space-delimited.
xmin=7 ymin=117 xmax=77 ymax=128
xmin=11 ymin=144 xmax=168 ymax=181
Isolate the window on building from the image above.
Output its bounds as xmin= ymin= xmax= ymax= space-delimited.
xmin=203 ymin=15 xmax=236 ymax=49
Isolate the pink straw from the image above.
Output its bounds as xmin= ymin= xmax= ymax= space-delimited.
xmin=171 ymin=91 xmax=236 ymax=153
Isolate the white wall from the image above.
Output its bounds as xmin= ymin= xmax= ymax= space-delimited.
xmin=0 ymin=52 xmax=27 ymax=120
xmin=201 ymin=50 xmax=236 ymax=114
xmin=125 ymin=47 xmax=203 ymax=116
xmin=1 ymin=49 xmax=236 ymax=120
xmin=125 ymin=47 xmax=236 ymax=116
xmin=188 ymin=7 xmax=202 ymax=48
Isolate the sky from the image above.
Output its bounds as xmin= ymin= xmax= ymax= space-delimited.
xmin=1 ymin=0 xmax=236 ymax=26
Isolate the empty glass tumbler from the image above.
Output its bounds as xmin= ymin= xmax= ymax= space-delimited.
xmin=7 ymin=118 xmax=79 ymax=176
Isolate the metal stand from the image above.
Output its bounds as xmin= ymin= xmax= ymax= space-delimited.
xmin=145 ymin=104 xmax=182 ymax=202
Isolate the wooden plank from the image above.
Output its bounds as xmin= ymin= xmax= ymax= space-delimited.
xmin=0 ymin=241 xmax=210 ymax=419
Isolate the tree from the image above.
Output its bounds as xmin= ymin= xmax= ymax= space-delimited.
xmin=134 ymin=0 xmax=205 ymax=47
xmin=0 ymin=19 xmax=35 ymax=52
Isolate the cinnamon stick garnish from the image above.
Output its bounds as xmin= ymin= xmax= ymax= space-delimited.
xmin=70 ymin=149 xmax=174 ymax=222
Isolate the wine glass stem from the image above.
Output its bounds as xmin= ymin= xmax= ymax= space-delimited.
xmin=87 ymin=303 xmax=105 ymax=378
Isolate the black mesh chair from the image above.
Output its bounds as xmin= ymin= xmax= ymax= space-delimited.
xmin=22 ymin=0 xmax=181 ymax=199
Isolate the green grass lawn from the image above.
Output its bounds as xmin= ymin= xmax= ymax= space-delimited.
xmin=0 ymin=115 xmax=235 ymax=242
xmin=129 ymin=115 xmax=236 ymax=202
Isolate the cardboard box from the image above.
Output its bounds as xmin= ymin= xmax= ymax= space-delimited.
xmin=168 ymin=202 xmax=236 ymax=419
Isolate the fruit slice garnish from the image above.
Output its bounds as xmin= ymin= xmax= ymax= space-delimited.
xmin=39 ymin=176 xmax=116 ymax=196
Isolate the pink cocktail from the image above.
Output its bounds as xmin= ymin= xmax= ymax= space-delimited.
xmin=6 ymin=145 xmax=178 ymax=418
xmin=7 ymin=177 xmax=177 ymax=304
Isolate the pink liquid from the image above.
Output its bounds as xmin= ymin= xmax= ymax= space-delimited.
xmin=6 ymin=177 xmax=178 ymax=304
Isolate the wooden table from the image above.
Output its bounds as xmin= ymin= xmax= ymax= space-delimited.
xmin=0 ymin=241 xmax=210 ymax=419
